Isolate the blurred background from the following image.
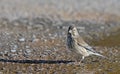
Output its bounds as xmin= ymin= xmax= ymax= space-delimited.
xmin=0 ymin=0 xmax=120 ymax=21
xmin=0 ymin=0 xmax=120 ymax=34
xmin=0 ymin=0 xmax=120 ymax=74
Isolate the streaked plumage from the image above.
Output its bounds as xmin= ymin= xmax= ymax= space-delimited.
xmin=67 ymin=25 xmax=105 ymax=62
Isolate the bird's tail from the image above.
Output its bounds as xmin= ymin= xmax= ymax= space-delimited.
xmin=93 ymin=52 xmax=107 ymax=59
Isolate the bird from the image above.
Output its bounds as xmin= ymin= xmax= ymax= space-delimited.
xmin=67 ymin=25 xmax=106 ymax=63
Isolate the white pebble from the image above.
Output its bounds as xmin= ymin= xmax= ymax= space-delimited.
xmin=11 ymin=49 xmax=16 ymax=53
xmin=19 ymin=38 xmax=25 ymax=42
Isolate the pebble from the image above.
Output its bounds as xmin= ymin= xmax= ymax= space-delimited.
xmin=32 ymin=38 xmax=39 ymax=42
xmin=0 ymin=72 xmax=3 ymax=74
xmin=25 ymin=49 xmax=32 ymax=55
xmin=0 ymin=52 xmax=4 ymax=56
xmin=100 ymin=26 xmax=105 ymax=29
xmin=10 ymin=49 xmax=17 ymax=53
xmin=19 ymin=38 xmax=25 ymax=42
xmin=13 ymin=45 xmax=18 ymax=50
xmin=25 ymin=45 xmax=30 ymax=48
xmin=4 ymin=50 xmax=8 ymax=54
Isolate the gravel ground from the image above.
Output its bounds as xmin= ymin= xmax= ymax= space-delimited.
xmin=0 ymin=17 xmax=119 ymax=74
xmin=0 ymin=0 xmax=120 ymax=74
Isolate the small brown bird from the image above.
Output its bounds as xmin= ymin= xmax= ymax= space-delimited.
xmin=67 ymin=25 xmax=105 ymax=62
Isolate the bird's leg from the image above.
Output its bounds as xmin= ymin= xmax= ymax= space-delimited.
xmin=69 ymin=56 xmax=85 ymax=65
xmin=80 ymin=56 xmax=85 ymax=63
xmin=74 ymin=56 xmax=85 ymax=65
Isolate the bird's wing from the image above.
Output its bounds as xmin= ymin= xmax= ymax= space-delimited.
xmin=76 ymin=37 xmax=96 ymax=53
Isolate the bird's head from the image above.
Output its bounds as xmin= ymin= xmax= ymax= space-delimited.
xmin=68 ymin=25 xmax=79 ymax=38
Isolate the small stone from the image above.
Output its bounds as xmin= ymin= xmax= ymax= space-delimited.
xmin=25 ymin=46 xmax=30 ymax=48
xmin=32 ymin=38 xmax=40 ymax=42
xmin=100 ymin=26 xmax=105 ymax=29
xmin=4 ymin=50 xmax=8 ymax=54
xmin=4 ymin=50 xmax=8 ymax=56
xmin=13 ymin=45 xmax=18 ymax=50
xmin=34 ymin=24 xmax=44 ymax=30
xmin=16 ymin=71 xmax=22 ymax=74
xmin=27 ymin=26 xmax=32 ymax=30
xmin=11 ymin=49 xmax=16 ymax=53
xmin=13 ymin=22 xmax=19 ymax=26
xmin=0 ymin=52 xmax=4 ymax=56
xmin=0 ymin=71 xmax=3 ymax=74
xmin=19 ymin=38 xmax=25 ymax=42
xmin=25 ymin=49 xmax=32 ymax=55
